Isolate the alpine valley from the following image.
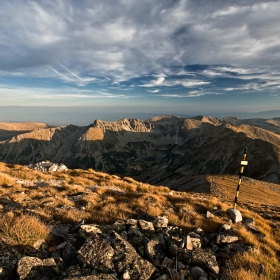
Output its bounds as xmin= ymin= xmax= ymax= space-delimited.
xmin=0 ymin=115 xmax=280 ymax=189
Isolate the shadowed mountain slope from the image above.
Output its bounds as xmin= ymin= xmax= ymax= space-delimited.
xmin=0 ymin=115 xmax=279 ymax=186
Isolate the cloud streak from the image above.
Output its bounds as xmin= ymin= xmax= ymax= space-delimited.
xmin=0 ymin=0 xmax=280 ymax=114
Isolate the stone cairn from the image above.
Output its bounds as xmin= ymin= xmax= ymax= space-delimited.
xmin=1 ymin=215 xmax=262 ymax=280
xmin=27 ymin=161 xmax=68 ymax=172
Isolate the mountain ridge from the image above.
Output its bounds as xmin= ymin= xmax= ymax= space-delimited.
xmin=0 ymin=115 xmax=279 ymax=186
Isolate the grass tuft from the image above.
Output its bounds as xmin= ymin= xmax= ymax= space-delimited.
xmin=0 ymin=212 xmax=49 ymax=247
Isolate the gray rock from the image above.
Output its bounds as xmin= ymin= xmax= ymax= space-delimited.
xmin=219 ymin=224 xmax=231 ymax=232
xmin=51 ymin=224 xmax=71 ymax=238
xmin=62 ymin=243 xmax=77 ymax=267
xmin=226 ymin=208 xmax=242 ymax=223
xmin=79 ymin=224 xmax=102 ymax=235
xmin=191 ymin=266 xmax=208 ymax=280
xmin=145 ymin=237 xmax=166 ymax=266
xmin=188 ymin=232 xmax=202 ymax=249
xmin=109 ymin=231 xmax=156 ymax=280
xmin=191 ymin=248 xmax=220 ymax=274
xmin=17 ymin=257 xmax=58 ymax=280
xmin=126 ymin=219 xmax=138 ymax=226
xmin=153 ymin=216 xmax=169 ymax=228
xmin=49 ymin=164 xmax=58 ymax=172
xmin=186 ymin=235 xmax=193 ymax=250
xmin=193 ymin=228 xmax=205 ymax=236
xmin=160 ymin=257 xmax=173 ymax=269
xmin=112 ymin=220 xmax=126 ymax=232
xmin=78 ymin=231 xmax=155 ymax=279
xmin=206 ymin=211 xmax=214 ymax=218
xmin=78 ymin=233 xmax=115 ymax=273
xmin=138 ymin=220 xmax=155 ymax=239
xmin=216 ymin=232 xmax=239 ymax=244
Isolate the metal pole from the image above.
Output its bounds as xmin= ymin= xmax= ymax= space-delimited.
xmin=233 ymin=147 xmax=248 ymax=209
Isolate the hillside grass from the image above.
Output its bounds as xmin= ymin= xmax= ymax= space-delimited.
xmin=0 ymin=162 xmax=279 ymax=279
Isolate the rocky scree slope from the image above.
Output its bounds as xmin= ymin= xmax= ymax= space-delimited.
xmin=0 ymin=115 xmax=280 ymax=186
xmin=1 ymin=214 xmax=272 ymax=280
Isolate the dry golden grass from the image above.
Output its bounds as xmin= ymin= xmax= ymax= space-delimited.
xmin=226 ymin=251 xmax=280 ymax=280
xmin=0 ymin=173 xmax=14 ymax=185
xmin=0 ymin=212 xmax=49 ymax=247
xmin=0 ymin=162 xmax=279 ymax=278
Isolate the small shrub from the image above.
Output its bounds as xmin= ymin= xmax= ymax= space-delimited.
xmin=0 ymin=212 xmax=49 ymax=247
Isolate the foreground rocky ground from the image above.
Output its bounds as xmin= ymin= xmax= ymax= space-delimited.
xmin=0 ymin=162 xmax=279 ymax=279
xmin=1 ymin=215 xmax=269 ymax=279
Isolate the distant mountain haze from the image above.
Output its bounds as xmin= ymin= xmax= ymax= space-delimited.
xmin=1 ymin=106 xmax=280 ymax=126
xmin=0 ymin=115 xmax=279 ymax=187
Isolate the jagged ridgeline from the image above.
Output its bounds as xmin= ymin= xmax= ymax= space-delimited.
xmin=0 ymin=115 xmax=280 ymax=187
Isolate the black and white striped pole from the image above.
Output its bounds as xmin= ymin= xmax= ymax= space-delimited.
xmin=233 ymin=147 xmax=248 ymax=209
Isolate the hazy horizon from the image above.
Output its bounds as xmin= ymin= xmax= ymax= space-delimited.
xmin=0 ymin=106 xmax=280 ymax=126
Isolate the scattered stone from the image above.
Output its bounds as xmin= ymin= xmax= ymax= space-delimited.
xmin=206 ymin=211 xmax=215 ymax=218
xmin=153 ymin=216 xmax=169 ymax=228
xmin=7 ymin=216 xmax=266 ymax=279
xmin=79 ymin=224 xmax=102 ymax=235
xmin=161 ymin=257 xmax=173 ymax=269
xmin=219 ymin=224 xmax=231 ymax=232
xmin=52 ymin=224 xmax=71 ymax=238
xmin=69 ymin=220 xmax=85 ymax=234
xmin=126 ymin=219 xmax=138 ymax=226
xmin=17 ymin=257 xmax=58 ymax=280
xmin=188 ymin=232 xmax=202 ymax=249
xmin=243 ymin=218 xmax=265 ymax=237
xmin=226 ymin=208 xmax=242 ymax=223
xmin=62 ymin=243 xmax=77 ymax=267
xmin=78 ymin=233 xmax=115 ymax=273
xmin=191 ymin=249 xmax=220 ymax=274
xmin=139 ymin=220 xmax=154 ymax=231
xmin=191 ymin=266 xmax=208 ymax=280
xmin=145 ymin=237 xmax=166 ymax=266
xmin=216 ymin=232 xmax=239 ymax=244
xmin=186 ymin=235 xmax=193 ymax=250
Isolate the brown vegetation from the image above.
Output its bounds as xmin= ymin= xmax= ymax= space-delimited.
xmin=0 ymin=161 xmax=279 ymax=279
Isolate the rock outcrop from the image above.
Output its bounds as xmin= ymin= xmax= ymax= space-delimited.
xmin=0 ymin=216 xmax=261 ymax=279
xmin=27 ymin=161 xmax=68 ymax=172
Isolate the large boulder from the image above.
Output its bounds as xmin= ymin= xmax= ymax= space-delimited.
xmin=78 ymin=231 xmax=155 ymax=280
xmin=191 ymin=249 xmax=220 ymax=274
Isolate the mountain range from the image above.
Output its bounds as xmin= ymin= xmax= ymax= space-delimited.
xmin=0 ymin=115 xmax=279 ymax=188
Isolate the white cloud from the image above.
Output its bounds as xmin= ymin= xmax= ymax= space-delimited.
xmin=147 ymin=89 xmax=159 ymax=93
xmin=0 ymin=0 xmax=280 ymax=107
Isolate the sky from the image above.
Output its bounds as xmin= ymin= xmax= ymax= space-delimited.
xmin=0 ymin=0 xmax=280 ymax=122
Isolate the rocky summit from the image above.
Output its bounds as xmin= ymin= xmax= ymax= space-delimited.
xmin=0 ymin=115 xmax=280 ymax=187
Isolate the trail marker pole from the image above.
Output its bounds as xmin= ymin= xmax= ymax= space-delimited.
xmin=233 ymin=147 xmax=248 ymax=209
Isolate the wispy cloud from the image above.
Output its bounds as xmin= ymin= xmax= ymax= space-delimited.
xmin=0 ymin=0 xmax=280 ymax=112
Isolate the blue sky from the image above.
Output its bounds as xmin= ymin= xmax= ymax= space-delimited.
xmin=1 ymin=0 xmax=280 ymax=119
